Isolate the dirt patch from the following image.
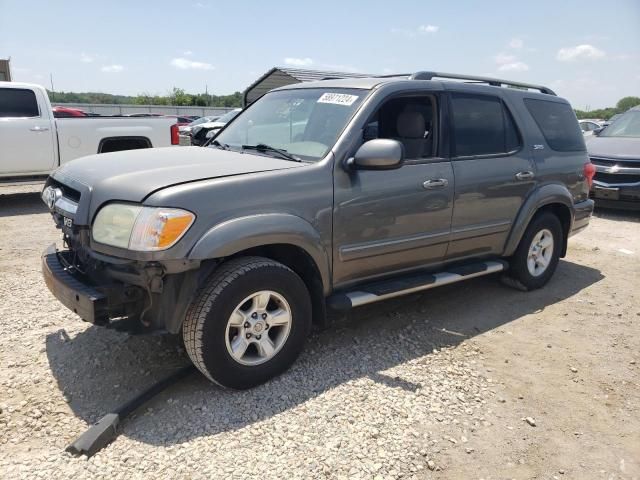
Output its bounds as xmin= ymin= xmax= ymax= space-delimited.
xmin=0 ymin=192 xmax=638 ymax=479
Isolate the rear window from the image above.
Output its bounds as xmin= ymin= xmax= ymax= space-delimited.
xmin=524 ymin=99 xmax=585 ymax=152
xmin=0 ymin=88 xmax=40 ymax=117
xmin=450 ymin=93 xmax=520 ymax=157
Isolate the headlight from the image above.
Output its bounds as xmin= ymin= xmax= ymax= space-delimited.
xmin=92 ymin=203 xmax=195 ymax=251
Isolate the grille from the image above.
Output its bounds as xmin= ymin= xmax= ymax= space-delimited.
xmin=48 ymin=178 xmax=81 ymax=202
xmin=594 ymin=172 xmax=640 ymax=184
xmin=590 ymin=157 xmax=640 ymax=169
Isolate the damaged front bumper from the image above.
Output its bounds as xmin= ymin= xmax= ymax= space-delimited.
xmin=41 ymin=244 xmax=209 ymax=334
xmin=41 ymin=244 xmax=146 ymax=329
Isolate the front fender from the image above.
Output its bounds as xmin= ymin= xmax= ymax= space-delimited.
xmin=188 ymin=213 xmax=331 ymax=292
xmin=503 ymin=183 xmax=574 ymax=257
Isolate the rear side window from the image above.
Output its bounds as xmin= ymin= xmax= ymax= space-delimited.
xmin=524 ymin=98 xmax=585 ymax=151
xmin=0 ymin=88 xmax=40 ymax=117
xmin=450 ymin=93 xmax=520 ymax=156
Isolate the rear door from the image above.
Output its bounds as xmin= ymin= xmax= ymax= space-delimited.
xmin=446 ymin=91 xmax=536 ymax=260
xmin=0 ymin=87 xmax=56 ymax=175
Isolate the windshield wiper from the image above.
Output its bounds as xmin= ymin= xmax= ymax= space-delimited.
xmin=241 ymin=143 xmax=301 ymax=162
xmin=210 ymin=139 xmax=229 ymax=150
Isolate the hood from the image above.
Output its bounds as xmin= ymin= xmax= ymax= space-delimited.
xmin=586 ymin=136 xmax=640 ymax=160
xmin=199 ymin=121 xmax=225 ymax=129
xmin=52 ymin=146 xmax=303 ymax=223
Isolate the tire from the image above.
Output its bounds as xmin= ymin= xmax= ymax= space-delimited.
xmin=182 ymin=256 xmax=311 ymax=389
xmin=506 ymin=211 xmax=563 ymax=291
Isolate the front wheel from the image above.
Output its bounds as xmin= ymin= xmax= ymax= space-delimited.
xmin=506 ymin=212 xmax=563 ymax=291
xmin=182 ymin=256 xmax=311 ymax=389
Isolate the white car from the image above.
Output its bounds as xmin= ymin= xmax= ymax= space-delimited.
xmin=191 ymin=108 xmax=242 ymax=146
xmin=178 ymin=115 xmax=219 ymax=134
xmin=0 ymin=82 xmax=180 ymax=183
xmin=579 ymin=119 xmax=604 ymax=136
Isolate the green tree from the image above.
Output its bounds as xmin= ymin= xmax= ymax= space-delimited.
xmin=616 ymin=96 xmax=640 ymax=112
xmin=48 ymin=88 xmax=244 ymax=108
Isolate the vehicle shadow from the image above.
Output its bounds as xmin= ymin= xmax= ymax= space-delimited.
xmin=0 ymin=192 xmax=48 ymax=217
xmin=45 ymin=259 xmax=603 ymax=446
xmin=593 ymin=206 xmax=639 ymax=223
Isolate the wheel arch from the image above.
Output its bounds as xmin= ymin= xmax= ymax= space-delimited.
xmin=504 ymin=184 xmax=574 ymax=258
xmin=98 ymin=136 xmax=152 ymax=153
xmin=188 ymin=214 xmax=331 ymax=328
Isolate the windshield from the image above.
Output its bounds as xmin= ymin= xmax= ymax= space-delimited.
xmin=214 ymin=88 xmax=367 ymax=161
xmin=601 ymin=110 xmax=640 ymax=138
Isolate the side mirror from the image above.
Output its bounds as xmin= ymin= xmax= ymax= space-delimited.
xmin=346 ymin=139 xmax=404 ymax=171
xmin=593 ymin=126 xmax=605 ymax=136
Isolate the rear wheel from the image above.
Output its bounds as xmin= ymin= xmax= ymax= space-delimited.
xmin=506 ymin=212 xmax=563 ymax=291
xmin=182 ymin=256 xmax=311 ymax=389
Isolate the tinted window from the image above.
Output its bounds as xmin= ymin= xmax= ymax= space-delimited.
xmin=0 ymin=88 xmax=39 ymax=117
xmin=451 ymin=93 xmax=520 ymax=156
xmin=524 ymin=99 xmax=585 ymax=151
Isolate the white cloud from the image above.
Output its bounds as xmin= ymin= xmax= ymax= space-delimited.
xmin=391 ymin=24 xmax=440 ymax=38
xmin=80 ymin=53 xmax=94 ymax=63
xmin=101 ymin=64 xmax=124 ymax=73
xmin=495 ymin=53 xmax=517 ymax=65
xmin=557 ymin=44 xmax=605 ymax=61
xmin=183 ymin=50 xmax=193 ymax=56
xmin=494 ymin=52 xmax=529 ymax=72
xmin=509 ymin=38 xmax=523 ymax=49
xmin=284 ymin=57 xmax=314 ymax=67
xmin=498 ymin=61 xmax=529 ymax=72
xmin=418 ymin=24 xmax=439 ymax=34
xmin=170 ymin=57 xmax=214 ymax=70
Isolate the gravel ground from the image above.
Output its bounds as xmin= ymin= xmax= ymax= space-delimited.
xmin=0 ymin=186 xmax=638 ymax=479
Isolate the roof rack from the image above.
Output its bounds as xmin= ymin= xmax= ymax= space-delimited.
xmin=379 ymin=71 xmax=556 ymax=96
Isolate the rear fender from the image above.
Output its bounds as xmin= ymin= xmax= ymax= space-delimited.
xmin=504 ymin=183 xmax=574 ymax=257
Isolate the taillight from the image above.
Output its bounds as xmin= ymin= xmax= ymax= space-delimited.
xmin=170 ymin=124 xmax=179 ymax=145
xmin=584 ymin=162 xmax=596 ymax=188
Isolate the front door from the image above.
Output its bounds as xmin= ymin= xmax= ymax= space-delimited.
xmin=0 ymin=87 xmax=56 ymax=175
xmin=332 ymin=94 xmax=454 ymax=288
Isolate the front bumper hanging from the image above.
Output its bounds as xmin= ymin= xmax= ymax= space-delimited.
xmin=42 ymin=244 xmax=111 ymax=324
xmin=42 ymin=244 xmax=146 ymax=327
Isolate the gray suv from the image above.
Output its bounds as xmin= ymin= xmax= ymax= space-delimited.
xmin=41 ymin=71 xmax=594 ymax=389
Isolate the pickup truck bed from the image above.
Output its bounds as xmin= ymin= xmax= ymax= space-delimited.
xmin=0 ymin=81 xmax=179 ymax=181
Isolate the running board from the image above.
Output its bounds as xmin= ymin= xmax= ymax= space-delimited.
xmin=327 ymin=260 xmax=508 ymax=310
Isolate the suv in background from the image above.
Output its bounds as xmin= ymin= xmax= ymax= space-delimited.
xmin=587 ymin=106 xmax=640 ymax=209
xmin=41 ymin=71 xmax=594 ymax=389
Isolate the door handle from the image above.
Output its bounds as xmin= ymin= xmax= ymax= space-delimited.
xmin=515 ymin=171 xmax=535 ymax=181
xmin=30 ymin=126 xmax=49 ymax=132
xmin=422 ymin=178 xmax=449 ymax=189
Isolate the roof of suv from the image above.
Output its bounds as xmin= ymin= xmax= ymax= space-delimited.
xmin=275 ymin=71 xmax=559 ymax=100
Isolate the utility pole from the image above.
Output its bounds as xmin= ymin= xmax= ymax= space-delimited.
xmin=205 ymin=84 xmax=209 ymax=106
xmin=50 ymin=73 xmax=55 ymax=102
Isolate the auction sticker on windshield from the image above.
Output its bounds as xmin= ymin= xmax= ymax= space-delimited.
xmin=317 ymin=93 xmax=359 ymax=106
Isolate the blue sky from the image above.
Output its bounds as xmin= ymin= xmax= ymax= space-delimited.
xmin=1 ymin=0 xmax=638 ymax=109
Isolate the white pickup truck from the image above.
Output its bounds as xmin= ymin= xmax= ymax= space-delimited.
xmin=0 ymin=81 xmax=180 ymax=183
